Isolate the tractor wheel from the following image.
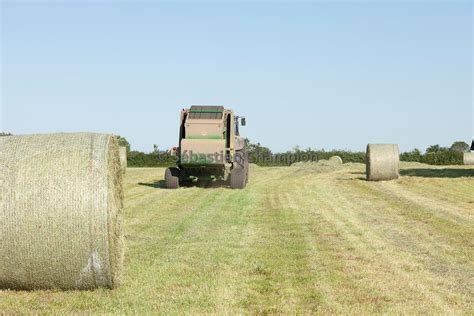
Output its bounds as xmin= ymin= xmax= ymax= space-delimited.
xmin=165 ymin=167 xmax=180 ymax=189
xmin=245 ymin=157 xmax=249 ymax=184
xmin=234 ymin=149 xmax=249 ymax=187
xmin=230 ymin=167 xmax=246 ymax=189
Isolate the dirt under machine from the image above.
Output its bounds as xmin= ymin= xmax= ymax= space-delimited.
xmin=165 ymin=106 xmax=249 ymax=189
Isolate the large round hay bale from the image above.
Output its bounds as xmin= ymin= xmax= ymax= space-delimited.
xmin=366 ymin=144 xmax=400 ymax=181
xmin=0 ymin=133 xmax=124 ymax=290
xmin=119 ymin=146 xmax=127 ymax=173
xmin=464 ymin=152 xmax=474 ymax=165
xmin=328 ymin=155 xmax=343 ymax=165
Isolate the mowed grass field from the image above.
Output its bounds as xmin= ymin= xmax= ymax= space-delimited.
xmin=1 ymin=163 xmax=473 ymax=314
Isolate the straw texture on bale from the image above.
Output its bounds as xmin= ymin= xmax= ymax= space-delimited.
xmin=464 ymin=152 xmax=474 ymax=165
xmin=0 ymin=133 xmax=124 ymax=290
xmin=366 ymin=144 xmax=400 ymax=181
xmin=329 ymin=155 xmax=343 ymax=165
xmin=119 ymin=146 xmax=127 ymax=173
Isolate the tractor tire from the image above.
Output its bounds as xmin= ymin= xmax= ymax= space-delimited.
xmin=234 ymin=149 xmax=249 ymax=187
xmin=165 ymin=167 xmax=180 ymax=189
xmin=230 ymin=167 xmax=246 ymax=189
xmin=245 ymin=156 xmax=249 ymax=184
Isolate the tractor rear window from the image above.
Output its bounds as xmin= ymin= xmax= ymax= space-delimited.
xmin=188 ymin=106 xmax=224 ymax=120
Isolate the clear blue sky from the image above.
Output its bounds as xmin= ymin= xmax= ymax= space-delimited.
xmin=1 ymin=1 xmax=472 ymax=153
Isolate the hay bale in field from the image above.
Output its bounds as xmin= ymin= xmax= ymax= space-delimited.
xmin=329 ymin=155 xmax=343 ymax=165
xmin=119 ymin=146 xmax=127 ymax=173
xmin=366 ymin=144 xmax=399 ymax=181
xmin=0 ymin=133 xmax=124 ymax=290
xmin=464 ymin=152 xmax=474 ymax=165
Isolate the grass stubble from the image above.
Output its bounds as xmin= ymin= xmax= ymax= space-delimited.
xmin=1 ymin=163 xmax=472 ymax=314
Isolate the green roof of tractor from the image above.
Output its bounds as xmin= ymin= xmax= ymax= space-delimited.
xmin=189 ymin=105 xmax=224 ymax=120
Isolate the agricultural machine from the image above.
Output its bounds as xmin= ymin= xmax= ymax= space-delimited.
xmin=165 ymin=106 xmax=249 ymax=189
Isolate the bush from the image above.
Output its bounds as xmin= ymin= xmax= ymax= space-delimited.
xmin=124 ymin=140 xmax=465 ymax=167
xmin=400 ymin=149 xmax=423 ymax=162
xmin=115 ymin=135 xmax=131 ymax=152
xmin=450 ymin=141 xmax=470 ymax=153
xmin=420 ymin=151 xmax=463 ymax=165
xmin=245 ymin=141 xmax=365 ymax=166
xmin=127 ymin=150 xmax=176 ymax=168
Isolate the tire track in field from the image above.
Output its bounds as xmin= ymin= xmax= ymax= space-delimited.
xmin=397 ymin=178 xmax=474 ymax=206
xmin=290 ymin=171 xmax=468 ymax=313
xmin=124 ymin=184 xmax=218 ymax=288
xmin=213 ymin=167 xmax=287 ymax=313
xmin=292 ymin=173 xmax=407 ymax=313
xmin=353 ymin=179 xmax=474 ymax=253
xmin=372 ymin=180 xmax=473 ymax=224
xmin=139 ymin=188 xmax=244 ymax=313
xmin=334 ymin=176 xmax=473 ymax=301
xmin=223 ymin=167 xmax=325 ymax=313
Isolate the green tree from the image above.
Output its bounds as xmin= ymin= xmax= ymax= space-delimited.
xmin=426 ymin=144 xmax=448 ymax=154
xmin=400 ymin=148 xmax=423 ymax=162
xmin=245 ymin=139 xmax=273 ymax=165
xmin=0 ymin=132 xmax=12 ymax=137
xmin=116 ymin=135 xmax=131 ymax=152
xmin=449 ymin=141 xmax=469 ymax=153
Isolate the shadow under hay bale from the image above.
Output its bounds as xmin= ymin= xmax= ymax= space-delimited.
xmin=400 ymin=168 xmax=474 ymax=178
xmin=138 ymin=180 xmax=167 ymax=189
xmin=366 ymin=144 xmax=399 ymax=181
xmin=0 ymin=133 xmax=124 ymax=290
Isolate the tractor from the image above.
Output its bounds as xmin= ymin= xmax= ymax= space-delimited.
xmin=165 ymin=106 xmax=248 ymax=189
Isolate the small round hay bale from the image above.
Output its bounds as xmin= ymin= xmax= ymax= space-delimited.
xmin=464 ymin=152 xmax=474 ymax=165
xmin=119 ymin=146 xmax=127 ymax=173
xmin=0 ymin=133 xmax=124 ymax=290
xmin=329 ymin=155 xmax=343 ymax=165
xmin=366 ymin=144 xmax=399 ymax=181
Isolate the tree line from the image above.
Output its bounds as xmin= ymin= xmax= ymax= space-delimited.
xmin=1 ymin=133 xmax=468 ymax=166
xmin=121 ymin=136 xmax=469 ymax=167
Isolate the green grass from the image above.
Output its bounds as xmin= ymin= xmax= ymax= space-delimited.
xmin=1 ymin=163 xmax=473 ymax=314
